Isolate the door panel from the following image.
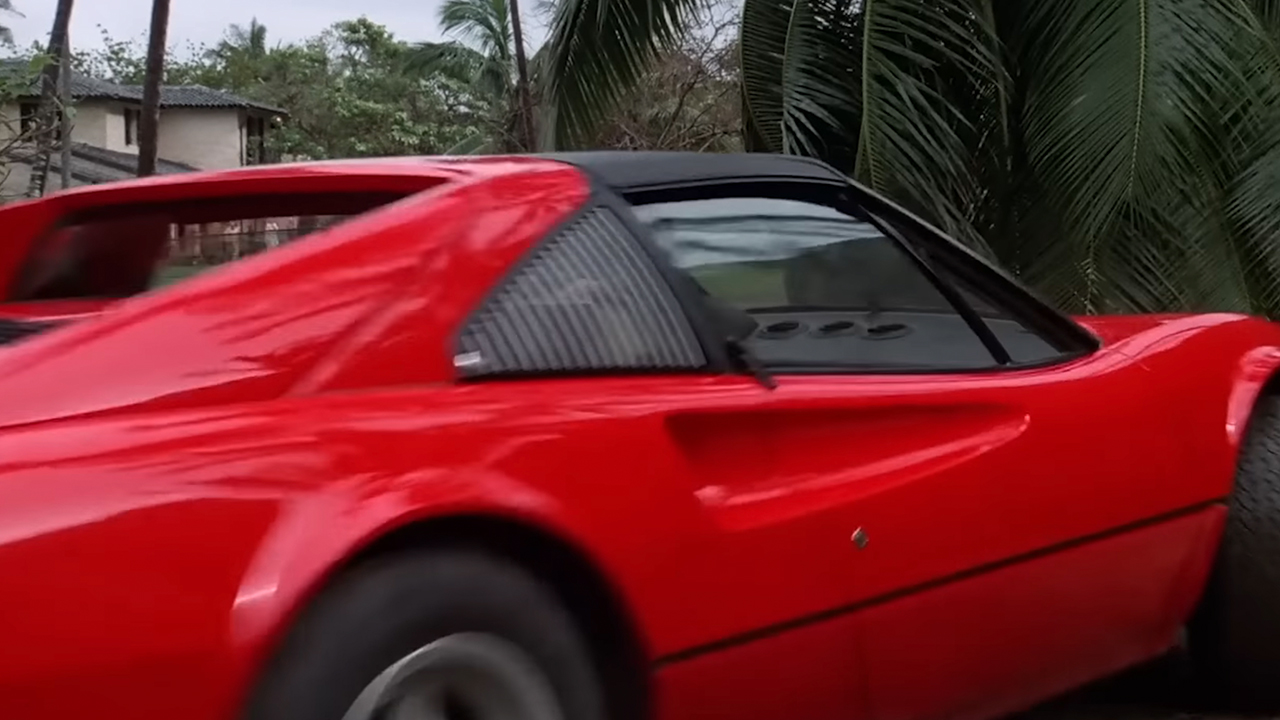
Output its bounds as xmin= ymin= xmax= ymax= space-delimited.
xmin=749 ymin=354 xmax=1214 ymax=720
xmin=666 ymin=400 xmax=1028 ymax=533
xmin=649 ymin=350 xmax=1213 ymax=720
xmin=655 ymin=612 xmax=865 ymax=720
xmin=857 ymin=507 xmax=1225 ymax=720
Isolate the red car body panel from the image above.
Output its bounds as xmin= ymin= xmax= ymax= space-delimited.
xmin=0 ymin=157 xmax=1276 ymax=720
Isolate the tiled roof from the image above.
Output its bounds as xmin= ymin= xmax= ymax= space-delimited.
xmin=11 ymin=142 xmax=198 ymax=185
xmin=145 ymin=84 xmax=287 ymax=114
xmin=1 ymin=59 xmax=286 ymax=114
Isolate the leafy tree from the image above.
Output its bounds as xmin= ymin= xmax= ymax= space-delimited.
xmin=280 ymin=18 xmax=483 ymax=158
xmin=71 ymin=19 xmax=490 ymax=161
xmin=406 ymin=0 xmax=529 ymax=152
xmin=584 ymin=0 xmax=741 ymax=152
xmin=544 ymin=0 xmax=1280 ymax=316
xmin=0 ymin=54 xmax=60 ymax=202
xmin=197 ymin=18 xmax=269 ymax=89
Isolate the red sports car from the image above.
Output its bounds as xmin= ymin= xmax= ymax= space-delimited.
xmin=0 ymin=151 xmax=1277 ymax=720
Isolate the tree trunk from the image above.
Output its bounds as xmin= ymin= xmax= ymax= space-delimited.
xmin=137 ymin=0 xmax=171 ymax=177
xmin=58 ymin=34 xmax=72 ymax=189
xmin=25 ymin=0 xmax=74 ymax=198
xmin=508 ymin=0 xmax=536 ymax=152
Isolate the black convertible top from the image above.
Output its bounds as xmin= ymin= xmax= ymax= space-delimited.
xmin=540 ymin=151 xmax=847 ymax=191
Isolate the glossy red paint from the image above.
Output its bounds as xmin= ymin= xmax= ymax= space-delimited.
xmin=0 ymin=299 xmax=113 ymax=322
xmin=0 ymin=157 xmax=1277 ymax=720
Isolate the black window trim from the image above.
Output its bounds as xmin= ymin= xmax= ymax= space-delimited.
xmin=856 ymin=190 xmax=1101 ymax=364
xmin=622 ymin=177 xmax=1098 ymax=376
xmin=448 ymin=188 xmax=734 ymax=383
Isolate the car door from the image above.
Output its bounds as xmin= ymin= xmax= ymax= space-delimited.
xmin=624 ymin=180 xmax=1222 ymax=720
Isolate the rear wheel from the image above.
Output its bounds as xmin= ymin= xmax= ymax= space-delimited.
xmin=1189 ymin=396 xmax=1280 ymax=710
xmin=244 ymin=550 xmax=607 ymax=720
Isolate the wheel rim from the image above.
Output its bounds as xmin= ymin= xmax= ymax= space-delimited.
xmin=340 ymin=633 xmax=565 ymax=720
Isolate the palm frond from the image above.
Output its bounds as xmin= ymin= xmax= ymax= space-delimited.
xmin=852 ymin=0 xmax=1007 ymax=252
xmin=1017 ymin=0 xmax=1258 ymax=312
xmin=543 ymin=0 xmax=702 ymax=148
xmin=739 ymin=0 xmax=861 ymax=167
xmin=446 ymin=130 xmax=498 ymax=154
xmin=440 ymin=0 xmax=513 ymax=65
xmin=404 ymin=40 xmax=489 ymax=84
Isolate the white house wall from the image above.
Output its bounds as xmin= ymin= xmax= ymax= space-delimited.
xmin=99 ymin=103 xmax=133 ymax=154
xmin=0 ymin=103 xmax=18 ymax=145
xmin=0 ymin=100 xmax=134 ymax=152
xmin=157 ymin=107 xmax=243 ymax=170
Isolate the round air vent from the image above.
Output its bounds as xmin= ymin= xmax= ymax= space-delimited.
xmin=861 ymin=322 xmax=912 ymax=340
xmin=757 ymin=320 xmax=806 ymax=339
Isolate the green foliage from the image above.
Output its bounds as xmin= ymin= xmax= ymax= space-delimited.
xmin=404 ymin=0 xmax=521 ymax=152
xmin=584 ymin=1 xmax=742 ymax=151
xmin=0 ymin=52 xmax=60 ymax=201
xmin=70 ymin=18 xmax=490 ymax=161
xmin=543 ymin=0 xmax=705 ymax=149
xmin=546 ymin=0 xmax=1280 ymax=317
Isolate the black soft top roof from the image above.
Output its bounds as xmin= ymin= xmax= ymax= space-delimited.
xmin=540 ymin=151 xmax=847 ymax=191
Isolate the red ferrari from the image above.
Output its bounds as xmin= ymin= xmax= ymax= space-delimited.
xmin=0 ymin=151 xmax=1278 ymax=720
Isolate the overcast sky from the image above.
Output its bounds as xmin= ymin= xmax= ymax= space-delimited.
xmin=5 ymin=0 xmax=552 ymax=56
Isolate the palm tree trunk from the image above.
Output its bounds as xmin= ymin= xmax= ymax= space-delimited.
xmin=137 ymin=0 xmax=170 ymax=177
xmin=508 ymin=0 xmax=536 ymax=151
xmin=25 ymin=0 xmax=73 ymax=197
xmin=58 ymin=34 xmax=72 ymax=189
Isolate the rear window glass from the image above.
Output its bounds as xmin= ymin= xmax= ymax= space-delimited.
xmin=157 ymin=214 xmax=351 ymax=287
xmin=10 ymin=192 xmax=405 ymax=303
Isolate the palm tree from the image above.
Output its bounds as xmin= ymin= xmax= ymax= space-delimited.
xmin=203 ymin=18 xmax=270 ymax=87
xmin=508 ymin=0 xmax=535 ymax=150
xmin=226 ymin=18 xmax=268 ymax=56
xmin=137 ymin=0 xmax=170 ymax=177
xmin=542 ymin=0 xmax=1280 ymax=317
xmin=0 ymin=0 xmax=20 ymax=46
xmin=407 ymin=0 xmax=539 ymax=151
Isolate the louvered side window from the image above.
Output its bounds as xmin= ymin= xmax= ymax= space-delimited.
xmin=455 ymin=207 xmax=707 ymax=378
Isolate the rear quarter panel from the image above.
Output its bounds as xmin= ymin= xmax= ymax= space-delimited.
xmin=0 ymin=162 xmax=598 ymax=720
xmin=0 ymin=382 xmax=725 ymax=720
xmin=1096 ymin=313 xmax=1280 ymax=500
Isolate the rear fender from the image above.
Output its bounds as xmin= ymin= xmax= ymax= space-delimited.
xmin=1225 ymin=345 xmax=1280 ymax=451
xmin=1116 ymin=315 xmax=1280 ymax=498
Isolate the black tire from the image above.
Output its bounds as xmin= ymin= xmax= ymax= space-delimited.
xmin=243 ymin=550 xmax=608 ymax=720
xmin=1189 ymin=396 xmax=1280 ymax=711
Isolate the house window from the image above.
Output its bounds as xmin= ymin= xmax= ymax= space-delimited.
xmin=19 ymin=102 xmax=39 ymax=134
xmin=246 ymin=116 xmax=267 ymax=165
xmin=124 ymin=108 xmax=140 ymax=146
xmin=19 ymin=102 xmax=63 ymax=141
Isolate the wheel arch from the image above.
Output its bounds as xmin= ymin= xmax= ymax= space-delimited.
xmin=1226 ymin=346 xmax=1280 ymax=456
xmin=246 ymin=511 xmax=652 ymax=720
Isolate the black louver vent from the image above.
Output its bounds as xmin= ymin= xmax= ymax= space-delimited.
xmin=0 ymin=319 xmax=59 ymax=346
xmin=456 ymin=207 xmax=706 ymax=377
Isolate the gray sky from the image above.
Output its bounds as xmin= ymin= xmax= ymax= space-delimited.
xmin=4 ymin=0 xmax=552 ymax=56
